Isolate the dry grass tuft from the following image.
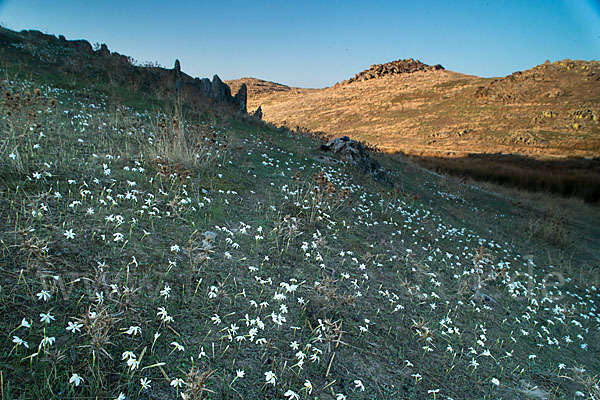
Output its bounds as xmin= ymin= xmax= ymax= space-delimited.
xmin=145 ymin=107 xmax=229 ymax=175
xmin=183 ymin=366 xmax=215 ymax=400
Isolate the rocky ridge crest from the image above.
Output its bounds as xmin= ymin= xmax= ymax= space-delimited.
xmin=14 ymin=28 xmax=247 ymax=113
xmin=344 ymin=58 xmax=444 ymax=84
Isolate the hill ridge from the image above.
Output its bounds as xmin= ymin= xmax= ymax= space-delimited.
xmin=344 ymin=58 xmax=445 ymax=84
xmin=230 ymin=58 xmax=600 ymax=158
xmin=0 ymin=26 xmax=249 ymax=113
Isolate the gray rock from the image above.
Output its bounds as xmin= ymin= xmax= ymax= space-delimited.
xmin=233 ymin=83 xmax=247 ymax=113
xmin=12 ymin=26 xmax=249 ymax=114
xmin=202 ymin=231 xmax=217 ymax=251
xmin=195 ymin=77 xmax=213 ymax=97
xmin=211 ymin=74 xmax=232 ymax=103
xmin=174 ymin=59 xmax=182 ymax=93
xmin=253 ymin=106 xmax=263 ymax=120
xmin=475 ymin=289 xmax=499 ymax=307
xmin=320 ymin=137 xmax=389 ymax=182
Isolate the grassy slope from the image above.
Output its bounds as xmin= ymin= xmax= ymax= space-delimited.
xmin=227 ymin=61 xmax=600 ymax=157
xmin=0 ymin=31 xmax=599 ymax=400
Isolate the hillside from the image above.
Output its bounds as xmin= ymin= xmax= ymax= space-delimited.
xmin=228 ymin=77 xmax=298 ymax=98
xmin=1 ymin=27 xmax=599 ymax=399
xmin=0 ymin=26 xmax=248 ymax=113
xmin=228 ymin=59 xmax=600 ymax=157
xmin=227 ymin=77 xmax=317 ymax=116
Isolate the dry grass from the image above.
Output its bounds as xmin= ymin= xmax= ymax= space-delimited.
xmin=144 ymin=106 xmax=230 ymax=175
xmin=412 ymin=153 xmax=600 ymax=202
xmin=228 ymin=60 xmax=600 ymax=158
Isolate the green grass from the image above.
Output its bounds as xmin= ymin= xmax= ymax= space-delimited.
xmin=0 ymin=27 xmax=599 ymax=400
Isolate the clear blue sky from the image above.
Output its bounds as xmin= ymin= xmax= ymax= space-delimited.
xmin=1 ymin=0 xmax=599 ymax=88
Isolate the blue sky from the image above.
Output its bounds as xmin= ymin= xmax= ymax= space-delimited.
xmin=1 ymin=0 xmax=598 ymax=88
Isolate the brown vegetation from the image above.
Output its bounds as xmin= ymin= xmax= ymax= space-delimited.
xmin=227 ymin=59 xmax=600 ymax=158
xmin=412 ymin=153 xmax=600 ymax=202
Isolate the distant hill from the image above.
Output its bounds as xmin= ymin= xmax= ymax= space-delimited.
xmin=226 ymin=77 xmax=315 ymax=114
xmin=228 ymin=59 xmax=600 ymax=157
xmin=227 ymin=77 xmax=294 ymax=97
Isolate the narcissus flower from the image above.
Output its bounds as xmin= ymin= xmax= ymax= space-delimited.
xmin=69 ymin=373 xmax=84 ymax=386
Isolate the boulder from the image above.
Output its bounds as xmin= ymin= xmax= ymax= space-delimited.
xmin=320 ymin=136 xmax=389 ymax=182
xmin=174 ymin=59 xmax=181 ymax=73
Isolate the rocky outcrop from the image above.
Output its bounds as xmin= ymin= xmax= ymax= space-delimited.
xmin=345 ymin=58 xmax=444 ymax=84
xmin=320 ymin=136 xmax=389 ymax=182
xmin=211 ymin=74 xmax=232 ymax=103
xmin=253 ymin=106 xmax=263 ymax=120
xmin=182 ymin=75 xmax=246 ymax=111
xmin=98 ymin=43 xmax=110 ymax=57
xmin=173 ymin=59 xmax=182 ymax=93
xmin=70 ymin=39 xmax=94 ymax=54
xmin=233 ymin=83 xmax=247 ymax=113
xmin=506 ymin=131 xmax=547 ymax=147
xmin=8 ymin=27 xmax=248 ymax=114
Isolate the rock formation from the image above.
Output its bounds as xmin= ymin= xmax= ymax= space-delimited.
xmin=233 ymin=83 xmax=247 ymax=113
xmin=182 ymin=75 xmax=246 ymax=111
xmin=13 ymin=28 xmax=248 ymax=114
xmin=320 ymin=136 xmax=389 ymax=182
xmin=345 ymin=58 xmax=444 ymax=84
xmin=173 ymin=59 xmax=182 ymax=93
xmin=253 ymin=106 xmax=263 ymax=120
xmin=97 ymin=43 xmax=110 ymax=57
xmin=70 ymin=39 xmax=94 ymax=54
xmin=210 ymin=74 xmax=232 ymax=103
